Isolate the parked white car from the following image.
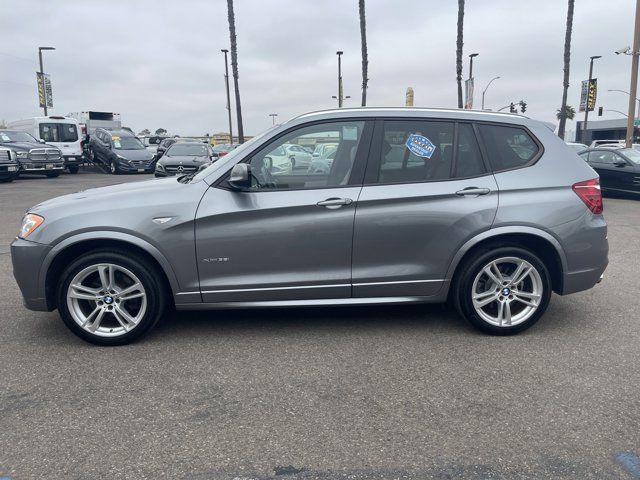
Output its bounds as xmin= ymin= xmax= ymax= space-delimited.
xmin=282 ymin=143 xmax=313 ymax=169
xmin=263 ymin=145 xmax=293 ymax=175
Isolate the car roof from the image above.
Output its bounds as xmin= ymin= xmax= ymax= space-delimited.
xmin=293 ymin=107 xmax=529 ymax=125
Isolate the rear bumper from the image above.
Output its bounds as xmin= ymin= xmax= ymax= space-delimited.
xmin=10 ymin=238 xmax=53 ymax=311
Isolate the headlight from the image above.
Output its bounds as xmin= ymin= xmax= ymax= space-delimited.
xmin=155 ymin=163 xmax=165 ymax=170
xmin=15 ymin=151 xmax=28 ymax=159
xmin=116 ymin=154 xmax=127 ymax=161
xmin=19 ymin=214 xmax=44 ymax=239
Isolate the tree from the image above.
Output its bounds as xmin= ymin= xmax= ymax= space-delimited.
xmin=556 ymin=105 xmax=576 ymax=121
xmin=227 ymin=0 xmax=244 ymax=143
xmin=359 ymin=0 xmax=369 ymax=107
xmin=138 ymin=128 xmax=151 ymax=136
xmin=557 ymin=0 xmax=575 ymax=140
xmin=155 ymin=128 xmax=167 ymax=135
xmin=456 ymin=0 xmax=465 ymax=109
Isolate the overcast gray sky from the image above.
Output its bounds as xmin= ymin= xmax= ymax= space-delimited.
xmin=0 ymin=0 xmax=636 ymax=138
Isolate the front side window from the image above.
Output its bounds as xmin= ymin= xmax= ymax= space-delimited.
xmin=246 ymin=121 xmax=365 ymax=190
xmin=478 ymin=124 xmax=540 ymax=171
xmin=588 ymin=150 xmax=617 ymax=164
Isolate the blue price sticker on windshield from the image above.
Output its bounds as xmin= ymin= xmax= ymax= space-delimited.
xmin=406 ymin=134 xmax=436 ymax=158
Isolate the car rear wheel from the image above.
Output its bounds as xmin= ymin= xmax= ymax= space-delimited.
xmin=57 ymin=250 xmax=166 ymax=345
xmin=68 ymin=165 xmax=79 ymax=174
xmin=453 ymin=246 xmax=552 ymax=335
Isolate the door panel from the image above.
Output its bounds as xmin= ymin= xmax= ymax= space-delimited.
xmin=352 ymin=175 xmax=498 ymax=297
xmin=196 ymin=186 xmax=362 ymax=302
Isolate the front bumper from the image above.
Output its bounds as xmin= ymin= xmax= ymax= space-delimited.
xmin=63 ymin=155 xmax=83 ymax=166
xmin=116 ymin=159 xmax=155 ymax=173
xmin=10 ymin=237 xmax=53 ymax=311
xmin=18 ymin=161 xmax=65 ymax=173
xmin=0 ymin=163 xmax=19 ymax=178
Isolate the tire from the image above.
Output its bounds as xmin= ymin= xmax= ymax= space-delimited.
xmin=68 ymin=165 xmax=79 ymax=174
xmin=56 ymin=250 xmax=166 ymax=345
xmin=453 ymin=245 xmax=552 ymax=335
xmin=46 ymin=172 xmax=60 ymax=178
xmin=0 ymin=175 xmax=14 ymax=183
xmin=110 ymin=160 xmax=120 ymax=175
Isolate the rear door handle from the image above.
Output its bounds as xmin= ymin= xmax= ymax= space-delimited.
xmin=455 ymin=187 xmax=491 ymax=196
xmin=316 ymin=197 xmax=353 ymax=209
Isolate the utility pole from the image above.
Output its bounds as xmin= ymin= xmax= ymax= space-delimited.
xmin=626 ymin=0 xmax=640 ymax=147
xmin=337 ymin=51 xmax=344 ymax=107
xmin=582 ymin=55 xmax=601 ymax=143
xmin=38 ymin=46 xmax=55 ymax=116
xmin=221 ymin=49 xmax=233 ymax=144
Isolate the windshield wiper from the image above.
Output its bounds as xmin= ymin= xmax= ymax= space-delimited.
xmin=177 ymin=172 xmax=197 ymax=183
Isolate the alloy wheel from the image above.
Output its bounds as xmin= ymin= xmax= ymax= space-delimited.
xmin=471 ymin=256 xmax=543 ymax=327
xmin=66 ymin=263 xmax=147 ymax=337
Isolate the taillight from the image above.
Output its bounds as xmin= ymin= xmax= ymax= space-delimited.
xmin=572 ymin=178 xmax=603 ymax=214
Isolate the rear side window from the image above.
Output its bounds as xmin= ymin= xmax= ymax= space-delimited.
xmin=373 ymin=120 xmax=486 ymax=184
xmin=478 ymin=124 xmax=540 ymax=171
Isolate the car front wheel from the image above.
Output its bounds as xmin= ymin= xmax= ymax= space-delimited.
xmin=57 ymin=250 xmax=166 ymax=345
xmin=454 ymin=246 xmax=552 ymax=335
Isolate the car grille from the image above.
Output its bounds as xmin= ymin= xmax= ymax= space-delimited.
xmin=130 ymin=160 xmax=152 ymax=168
xmin=165 ymin=165 xmax=198 ymax=174
xmin=29 ymin=148 xmax=62 ymax=162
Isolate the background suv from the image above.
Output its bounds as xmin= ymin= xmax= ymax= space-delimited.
xmin=11 ymin=108 xmax=608 ymax=345
xmin=89 ymin=128 xmax=155 ymax=174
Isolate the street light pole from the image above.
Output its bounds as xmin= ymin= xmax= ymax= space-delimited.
xmin=582 ymin=55 xmax=601 ymax=143
xmin=626 ymin=0 xmax=640 ymax=147
xmin=269 ymin=113 xmax=278 ymax=125
xmin=336 ymin=51 xmax=344 ymax=108
xmin=38 ymin=46 xmax=55 ymax=116
xmin=221 ymin=49 xmax=233 ymax=144
xmin=481 ymin=76 xmax=500 ymax=110
xmin=466 ymin=53 xmax=478 ymax=109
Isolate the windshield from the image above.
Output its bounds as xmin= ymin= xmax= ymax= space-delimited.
xmin=0 ymin=131 xmax=38 ymax=143
xmin=167 ymin=143 xmax=209 ymax=156
xmin=620 ymin=148 xmax=640 ymax=164
xmin=212 ymin=144 xmax=233 ymax=152
xmin=112 ymin=135 xmax=145 ymax=150
xmin=192 ymin=127 xmax=277 ymax=182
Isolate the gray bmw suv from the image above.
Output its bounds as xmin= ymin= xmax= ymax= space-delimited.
xmin=11 ymin=108 xmax=608 ymax=345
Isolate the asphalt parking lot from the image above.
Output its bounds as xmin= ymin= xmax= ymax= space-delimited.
xmin=0 ymin=171 xmax=639 ymax=480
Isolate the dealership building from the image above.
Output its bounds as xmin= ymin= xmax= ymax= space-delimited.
xmin=574 ymin=118 xmax=630 ymax=144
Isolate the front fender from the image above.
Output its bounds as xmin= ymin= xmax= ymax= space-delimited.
xmin=39 ymin=230 xmax=181 ymax=298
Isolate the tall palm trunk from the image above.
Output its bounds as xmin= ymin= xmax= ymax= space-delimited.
xmin=456 ymin=0 xmax=465 ymax=109
xmin=359 ymin=0 xmax=368 ymax=107
xmin=557 ymin=0 xmax=575 ymax=140
xmin=227 ymin=0 xmax=244 ymax=143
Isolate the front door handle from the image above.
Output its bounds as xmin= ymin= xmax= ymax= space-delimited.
xmin=455 ymin=187 xmax=491 ymax=196
xmin=316 ymin=197 xmax=353 ymax=209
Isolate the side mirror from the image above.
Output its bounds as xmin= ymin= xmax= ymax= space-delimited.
xmin=614 ymin=160 xmax=627 ymax=167
xmin=229 ymin=163 xmax=251 ymax=189
xmin=38 ymin=139 xmax=46 ymax=144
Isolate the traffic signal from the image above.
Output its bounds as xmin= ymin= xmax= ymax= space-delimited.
xmin=509 ymin=102 xmax=516 ymax=113
xmin=598 ymin=106 xmax=603 ymax=116
xmin=519 ymin=100 xmax=527 ymax=113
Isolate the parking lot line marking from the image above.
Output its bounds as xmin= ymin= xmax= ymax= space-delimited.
xmin=616 ymin=452 xmax=640 ymax=479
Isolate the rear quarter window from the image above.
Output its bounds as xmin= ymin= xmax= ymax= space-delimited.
xmin=478 ymin=124 xmax=540 ymax=172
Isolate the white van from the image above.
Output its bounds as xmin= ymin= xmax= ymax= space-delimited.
xmin=8 ymin=116 xmax=83 ymax=173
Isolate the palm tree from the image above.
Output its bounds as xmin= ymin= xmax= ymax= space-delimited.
xmin=557 ymin=0 xmax=575 ymax=139
xmin=556 ymin=105 xmax=576 ymax=121
xmin=359 ymin=0 xmax=368 ymax=106
xmin=456 ymin=0 xmax=465 ymax=109
xmin=227 ymin=0 xmax=244 ymax=143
